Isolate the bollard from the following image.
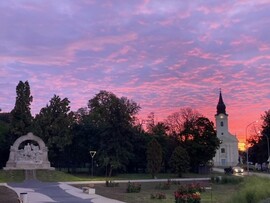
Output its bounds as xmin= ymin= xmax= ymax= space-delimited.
xmin=19 ymin=193 xmax=28 ymax=203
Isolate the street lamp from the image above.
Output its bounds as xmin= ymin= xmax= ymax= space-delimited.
xmin=90 ymin=151 xmax=96 ymax=177
xmin=246 ymin=120 xmax=258 ymax=175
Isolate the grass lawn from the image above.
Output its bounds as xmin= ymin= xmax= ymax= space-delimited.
xmin=36 ymin=169 xmax=90 ymax=182
xmin=35 ymin=170 xmax=220 ymax=182
xmin=203 ymin=183 xmax=240 ymax=203
xmin=1 ymin=169 xmax=215 ymax=183
xmin=73 ymin=179 xmax=240 ymax=203
xmin=0 ymin=170 xmax=24 ymax=183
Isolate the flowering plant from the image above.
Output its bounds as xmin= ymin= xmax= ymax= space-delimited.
xmin=174 ymin=183 xmax=203 ymax=203
xmin=174 ymin=192 xmax=201 ymax=203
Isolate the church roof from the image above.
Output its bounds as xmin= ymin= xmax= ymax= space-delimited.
xmin=216 ymin=90 xmax=227 ymax=116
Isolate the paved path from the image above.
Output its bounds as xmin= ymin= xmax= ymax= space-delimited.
xmin=6 ymin=175 xmax=211 ymax=203
xmin=7 ymin=180 xmax=124 ymax=203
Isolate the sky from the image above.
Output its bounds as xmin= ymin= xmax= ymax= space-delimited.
xmin=0 ymin=0 xmax=270 ymax=144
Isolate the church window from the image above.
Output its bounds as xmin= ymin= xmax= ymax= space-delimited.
xmin=220 ymin=121 xmax=224 ymax=126
xmin=221 ymin=148 xmax=225 ymax=153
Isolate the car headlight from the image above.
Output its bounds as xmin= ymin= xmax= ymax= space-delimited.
xmin=234 ymin=169 xmax=238 ymax=172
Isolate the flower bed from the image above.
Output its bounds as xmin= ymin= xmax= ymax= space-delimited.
xmin=174 ymin=183 xmax=204 ymax=203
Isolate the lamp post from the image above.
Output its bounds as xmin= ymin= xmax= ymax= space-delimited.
xmin=246 ymin=121 xmax=258 ymax=175
xmin=90 ymin=151 xmax=96 ymax=177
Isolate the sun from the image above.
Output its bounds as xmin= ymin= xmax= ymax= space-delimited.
xmin=238 ymin=142 xmax=246 ymax=151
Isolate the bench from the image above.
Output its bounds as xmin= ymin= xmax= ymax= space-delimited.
xmin=82 ymin=186 xmax=95 ymax=194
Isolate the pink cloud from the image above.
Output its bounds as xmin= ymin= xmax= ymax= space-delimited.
xmin=1 ymin=0 xmax=270 ymax=144
xmin=186 ymin=48 xmax=215 ymax=59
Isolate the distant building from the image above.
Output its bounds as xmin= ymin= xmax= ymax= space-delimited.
xmin=213 ymin=91 xmax=239 ymax=167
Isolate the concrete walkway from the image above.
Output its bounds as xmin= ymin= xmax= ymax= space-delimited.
xmin=7 ymin=180 xmax=124 ymax=203
xmin=6 ymin=177 xmax=211 ymax=203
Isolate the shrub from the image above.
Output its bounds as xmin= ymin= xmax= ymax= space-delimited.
xmin=126 ymin=181 xmax=141 ymax=193
xmin=211 ymin=176 xmax=243 ymax=184
xmin=227 ymin=176 xmax=270 ymax=203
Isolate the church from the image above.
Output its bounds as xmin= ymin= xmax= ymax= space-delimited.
xmin=213 ymin=91 xmax=239 ymax=167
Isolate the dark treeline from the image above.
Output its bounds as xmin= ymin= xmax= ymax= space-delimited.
xmin=1 ymin=80 xmax=249 ymax=177
xmin=247 ymin=110 xmax=270 ymax=165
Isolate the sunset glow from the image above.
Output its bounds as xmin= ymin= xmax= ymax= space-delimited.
xmin=238 ymin=142 xmax=246 ymax=152
xmin=0 ymin=1 xmax=269 ymax=142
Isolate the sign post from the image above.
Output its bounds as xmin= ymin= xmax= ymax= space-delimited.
xmin=90 ymin=151 xmax=96 ymax=177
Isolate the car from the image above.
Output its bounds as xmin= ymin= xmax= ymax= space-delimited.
xmin=232 ymin=166 xmax=244 ymax=173
xmin=224 ymin=167 xmax=233 ymax=174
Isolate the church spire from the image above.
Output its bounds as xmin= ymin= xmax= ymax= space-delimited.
xmin=216 ymin=89 xmax=227 ymax=115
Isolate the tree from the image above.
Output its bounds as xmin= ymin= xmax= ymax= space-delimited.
xmin=69 ymin=109 xmax=99 ymax=173
xmin=146 ymin=138 xmax=162 ymax=178
xmin=10 ymin=81 xmax=33 ymax=139
xmin=146 ymin=112 xmax=156 ymax=133
xmin=166 ymin=108 xmax=219 ymax=172
xmin=183 ymin=116 xmax=219 ymax=171
xmin=260 ymin=110 xmax=270 ymax=161
xmin=126 ymin=125 xmax=149 ymax=173
xmin=249 ymin=110 xmax=270 ymax=164
xmin=87 ymin=90 xmax=141 ymax=176
xmin=165 ymin=108 xmax=202 ymax=141
xmin=169 ymin=146 xmax=190 ymax=177
xmin=147 ymin=121 xmax=176 ymax=172
xmin=0 ymin=112 xmax=11 ymax=168
xmin=33 ymin=95 xmax=74 ymax=167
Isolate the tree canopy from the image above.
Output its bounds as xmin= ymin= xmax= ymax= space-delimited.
xmin=87 ymin=90 xmax=141 ymax=176
xmin=249 ymin=110 xmax=270 ymax=164
xmin=33 ymin=95 xmax=74 ymax=166
xmin=0 ymin=82 xmax=224 ymax=176
xmin=169 ymin=146 xmax=190 ymax=177
xmin=10 ymin=81 xmax=33 ymax=139
xmin=166 ymin=108 xmax=219 ymax=171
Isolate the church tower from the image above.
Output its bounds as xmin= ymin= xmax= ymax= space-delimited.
xmin=213 ymin=90 xmax=239 ymax=166
xmin=215 ymin=91 xmax=228 ymax=137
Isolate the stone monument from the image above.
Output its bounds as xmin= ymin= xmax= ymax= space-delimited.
xmin=4 ymin=132 xmax=54 ymax=170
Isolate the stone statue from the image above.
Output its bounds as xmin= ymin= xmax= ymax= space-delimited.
xmin=4 ymin=132 xmax=54 ymax=170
